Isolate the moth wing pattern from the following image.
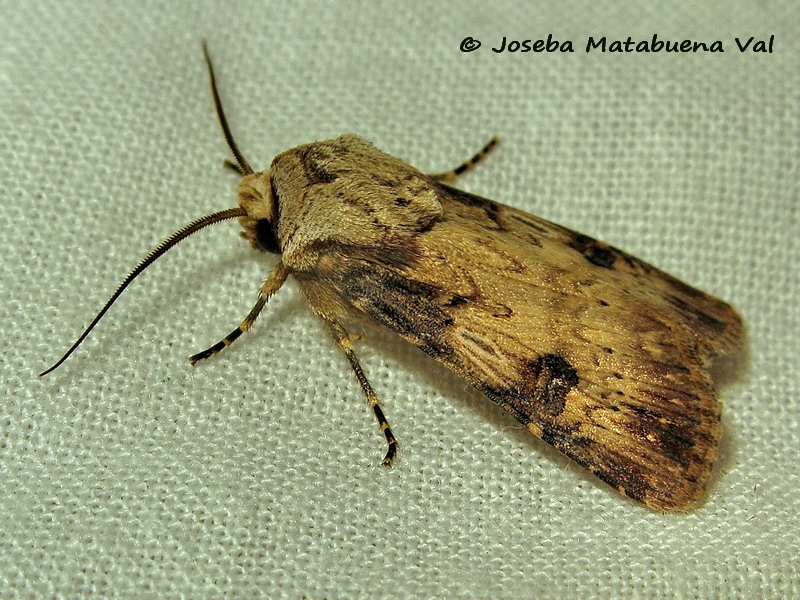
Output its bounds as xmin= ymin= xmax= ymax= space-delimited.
xmin=303 ymin=174 xmax=742 ymax=510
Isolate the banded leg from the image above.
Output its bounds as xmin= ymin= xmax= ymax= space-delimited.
xmin=325 ymin=319 xmax=398 ymax=467
xmin=430 ymin=136 xmax=500 ymax=182
xmin=189 ymin=261 xmax=289 ymax=364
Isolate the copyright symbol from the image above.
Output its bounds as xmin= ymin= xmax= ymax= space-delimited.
xmin=460 ymin=37 xmax=481 ymax=52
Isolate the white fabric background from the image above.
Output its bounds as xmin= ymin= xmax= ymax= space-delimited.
xmin=1 ymin=1 xmax=797 ymax=598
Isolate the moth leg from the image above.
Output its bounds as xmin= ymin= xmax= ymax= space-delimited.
xmin=324 ymin=319 xmax=398 ymax=467
xmin=430 ymin=136 xmax=500 ymax=182
xmin=189 ymin=262 xmax=289 ymax=364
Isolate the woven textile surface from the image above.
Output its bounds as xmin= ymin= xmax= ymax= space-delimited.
xmin=1 ymin=1 xmax=798 ymax=598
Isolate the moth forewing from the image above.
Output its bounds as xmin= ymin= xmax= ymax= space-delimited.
xmin=277 ymin=138 xmax=742 ymax=510
xmin=43 ymin=46 xmax=742 ymax=510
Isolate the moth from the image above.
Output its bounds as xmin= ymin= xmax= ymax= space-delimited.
xmin=42 ymin=44 xmax=743 ymax=510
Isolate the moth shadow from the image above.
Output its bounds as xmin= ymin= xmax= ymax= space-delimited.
xmin=710 ymin=335 xmax=751 ymax=489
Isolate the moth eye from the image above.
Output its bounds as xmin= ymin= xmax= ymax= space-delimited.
xmin=254 ymin=219 xmax=281 ymax=254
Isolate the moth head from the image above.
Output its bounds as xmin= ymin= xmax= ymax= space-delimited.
xmin=39 ymin=43 xmax=274 ymax=377
xmin=237 ymin=170 xmax=281 ymax=254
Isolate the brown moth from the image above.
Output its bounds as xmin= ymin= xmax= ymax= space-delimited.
xmin=42 ymin=44 xmax=743 ymax=510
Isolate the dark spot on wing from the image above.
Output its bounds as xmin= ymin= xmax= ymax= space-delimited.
xmin=477 ymin=353 xmax=579 ymax=425
xmin=540 ymin=422 xmax=594 ymax=450
xmin=568 ymin=234 xmax=617 ymax=269
xmin=658 ymin=270 xmax=706 ymax=298
xmin=438 ymin=184 xmax=507 ymax=231
xmin=298 ymin=147 xmax=339 ymax=185
xmin=340 ymin=262 xmax=455 ymax=360
xmin=370 ymin=174 xmax=397 ymax=188
xmin=508 ymin=213 xmax=549 ymax=235
xmin=591 ymin=462 xmax=649 ymax=503
xmin=443 ymin=294 xmax=469 ymax=307
xmin=617 ymin=251 xmax=653 ymax=274
xmin=656 ymin=424 xmax=697 ymax=468
xmin=525 ymin=354 xmax=579 ymax=416
xmin=620 ymin=402 xmax=697 ymax=469
xmin=651 ymin=360 xmax=691 ymax=376
xmin=667 ymin=295 xmax=727 ymax=336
